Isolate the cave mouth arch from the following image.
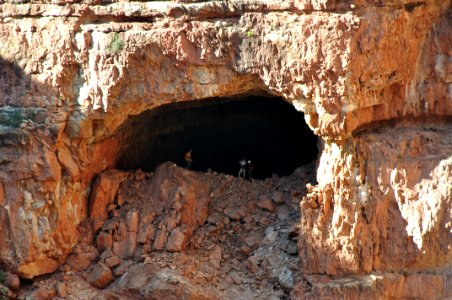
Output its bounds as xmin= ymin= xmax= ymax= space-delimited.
xmin=116 ymin=94 xmax=318 ymax=179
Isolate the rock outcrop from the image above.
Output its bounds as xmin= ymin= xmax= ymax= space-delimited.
xmin=0 ymin=0 xmax=450 ymax=298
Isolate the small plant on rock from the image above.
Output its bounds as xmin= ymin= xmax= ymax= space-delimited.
xmin=246 ymin=30 xmax=255 ymax=37
xmin=0 ymin=270 xmax=5 ymax=284
xmin=108 ymin=32 xmax=124 ymax=54
xmin=4 ymin=110 xmax=23 ymax=128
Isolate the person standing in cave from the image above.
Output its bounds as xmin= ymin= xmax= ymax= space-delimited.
xmin=238 ymin=158 xmax=247 ymax=178
xmin=246 ymin=160 xmax=253 ymax=181
xmin=184 ymin=149 xmax=193 ymax=169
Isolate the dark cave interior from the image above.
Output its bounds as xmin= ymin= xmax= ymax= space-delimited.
xmin=116 ymin=95 xmax=318 ymax=179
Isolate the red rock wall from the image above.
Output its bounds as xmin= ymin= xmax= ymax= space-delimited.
xmin=0 ymin=0 xmax=450 ymax=283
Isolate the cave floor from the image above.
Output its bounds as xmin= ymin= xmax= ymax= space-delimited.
xmin=19 ymin=163 xmax=318 ymax=300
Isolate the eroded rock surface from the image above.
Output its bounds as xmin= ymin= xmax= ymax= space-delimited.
xmin=301 ymin=124 xmax=452 ymax=275
xmin=0 ymin=0 xmax=451 ymax=298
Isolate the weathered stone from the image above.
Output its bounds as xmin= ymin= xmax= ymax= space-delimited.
xmin=163 ymin=216 xmax=177 ymax=232
xmin=106 ymin=203 xmax=116 ymax=212
xmin=285 ymin=243 xmax=298 ymax=255
xmin=223 ymin=207 xmax=242 ymax=221
xmin=100 ymin=249 xmax=114 ymax=261
xmin=276 ymin=204 xmax=290 ymax=220
xmin=137 ymin=222 xmax=153 ymax=244
xmin=166 ymin=228 xmax=187 ymax=252
xmin=276 ymin=266 xmax=293 ymax=291
xmin=125 ymin=211 xmax=139 ymax=232
xmin=3 ymin=272 xmax=20 ymax=290
xmin=272 ymin=190 xmax=285 ymax=205
xmin=153 ymin=230 xmax=168 ymax=251
xmin=88 ymin=263 xmax=114 ymax=289
xmin=112 ymin=232 xmax=137 ymax=258
xmin=209 ymin=246 xmax=222 ymax=269
xmin=29 ymin=286 xmax=56 ymax=300
xmin=143 ymin=270 xmax=220 ymax=300
xmin=257 ymin=199 xmax=276 ymax=213
xmin=244 ymin=233 xmax=262 ymax=249
xmin=89 ymin=170 xmax=126 ymax=233
xmin=104 ymin=255 xmax=121 ymax=268
xmin=57 ymin=283 xmax=68 ymax=298
xmin=65 ymin=246 xmax=99 ymax=273
xmin=206 ymin=212 xmax=223 ymax=225
xmin=101 ymin=219 xmax=119 ymax=232
xmin=116 ymin=194 xmax=125 ymax=206
xmin=264 ymin=227 xmax=278 ymax=243
xmin=96 ymin=231 xmax=113 ymax=252
xmin=307 ymin=195 xmax=319 ymax=209
xmin=113 ymin=260 xmax=134 ymax=277
xmin=301 ymin=273 xmax=448 ymax=300
xmin=0 ymin=181 xmax=5 ymax=206
xmin=0 ymin=2 xmax=449 ymax=296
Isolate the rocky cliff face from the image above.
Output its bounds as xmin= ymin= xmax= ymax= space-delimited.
xmin=0 ymin=0 xmax=450 ymax=297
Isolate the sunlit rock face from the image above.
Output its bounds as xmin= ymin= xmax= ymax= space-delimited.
xmin=0 ymin=0 xmax=450 ymax=295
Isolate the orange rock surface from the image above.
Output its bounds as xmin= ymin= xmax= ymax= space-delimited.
xmin=0 ymin=0 xmax=450 ymax=298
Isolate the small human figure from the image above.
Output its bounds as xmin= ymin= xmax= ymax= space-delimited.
xmin=184 ymin=149 xmax=192 ymax=169
xmin=246 ymin=160 xmax=253 ymax=181
xmin=238 ymin=158 xmax=247 ymax=178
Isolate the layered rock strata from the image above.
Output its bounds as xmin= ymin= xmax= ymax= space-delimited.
xmin=0 ymin=1 xmax=450 ymax=298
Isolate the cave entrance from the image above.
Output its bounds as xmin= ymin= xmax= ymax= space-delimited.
xmin=116 ymin=95 xmax=318 ymax=179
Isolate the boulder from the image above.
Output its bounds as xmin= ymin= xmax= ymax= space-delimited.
xmin=257 ymin=198 xmax=276 ymax=213
xmin=88 ymin=263 xmax=114 ymax=289
xmin=166 ymin=228 xmax=187 ymax=252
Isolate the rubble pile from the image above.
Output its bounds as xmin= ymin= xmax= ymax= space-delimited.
xmin=19 ymin=162 xmax=316 ymax=299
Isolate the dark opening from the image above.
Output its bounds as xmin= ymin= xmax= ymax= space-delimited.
xmin=116 ymin=95 xmax=318 ymax=179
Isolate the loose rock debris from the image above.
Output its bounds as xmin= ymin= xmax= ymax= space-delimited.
xmin=20 ymin=161 xmax=317 ymax=299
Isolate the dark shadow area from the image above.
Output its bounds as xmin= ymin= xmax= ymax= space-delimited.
xmin=116 ymin=95 xmax=318 ymax=179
